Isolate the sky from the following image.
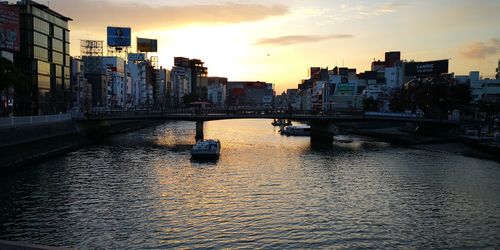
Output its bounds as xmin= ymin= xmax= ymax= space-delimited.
xmin=18 ymin=0 xmax=500 ymax=92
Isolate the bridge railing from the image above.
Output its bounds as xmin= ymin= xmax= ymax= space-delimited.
xmin=0 ymin=113 xmax=72 ymax=128
xmin=84 ymin=108 xmax=366 ymax=117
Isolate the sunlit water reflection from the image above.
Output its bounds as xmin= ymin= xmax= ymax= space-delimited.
xmin=1 ymin=119 xmax=500 ymax=249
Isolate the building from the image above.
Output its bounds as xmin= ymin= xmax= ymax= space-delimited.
xmin=227 ymin=81 xmax=274 ymax=108
xmin=128 ymin=60 xmax=156 ymax=109
xmin=102 ymin=57 xmax=126 ymax=109
xmin=12 ymin=0 xmax=72 ymax=115
xmin=469 ymin=71 xmax=500 ymax=103
xmin=324 ymin=67 xmax=362 ymax=111
xmin=70 ymin=58 xmax=91 ymax=113
xmin=170 ymin=65 xmax=191 ymax=108
xmin=172 ymin=57 xmax=208 ymax=101
xmin=207 ymin=77 xmax=227 ymax=107
xmin=385 ymin=51 xmax=401 ymax=68
xmin=82 ymin=56 xmax=110 ymax=109
xmin=189 ymin=59 xmax=208 ymax=99
xmin=0 ymin=51 xmax=15 ymax=116
xmin=371 ymin=60 xmax=385 ymax=72
xmin=155 ymin=67 xmax=170 ymax=109
xmin=286 ymin=89 xmax=301 ymax=110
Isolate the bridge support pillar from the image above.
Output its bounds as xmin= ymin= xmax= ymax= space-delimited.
xmin=310 ymin=122 xmax=337 ymax=144
xmin=195 ymin=120 xmax=204 ymax=141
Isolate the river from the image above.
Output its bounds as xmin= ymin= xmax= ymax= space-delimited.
xmin=1 ymin=119 xmax=500 ymax=249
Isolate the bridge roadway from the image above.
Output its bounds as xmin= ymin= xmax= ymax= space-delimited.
xmin=78 ymin=110 xmax=460 ymax=142
xmin=79 ymin=110 xmax=459 ymax=125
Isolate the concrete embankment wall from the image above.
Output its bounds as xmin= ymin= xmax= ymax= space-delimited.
xmin=0 ymin=119 xmax=154 ymax=175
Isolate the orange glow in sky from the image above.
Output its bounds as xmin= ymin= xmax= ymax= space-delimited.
xmin=36 ymin=0 xmax=500 ymax=92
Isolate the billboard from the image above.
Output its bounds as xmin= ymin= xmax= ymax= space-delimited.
xmin=107 ymin=27 xmax=131 ymax=47
xmin=0 ymin=4 xmax=20 ymax=52
xmin=137 ymin=37 xmax=158 ymax=52
xmin=404 ymin=60 xmax=449 ymax=77
xmin=128 ymin=53 xmax=146 ymax=62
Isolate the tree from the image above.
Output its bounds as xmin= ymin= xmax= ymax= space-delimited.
xmin=362 ymin=97 xmax=381 ymax=111
xmin=388 ymin=88 xmax=406 ymax=112
xmin=448 ymin=84 xmax=472 ymax=110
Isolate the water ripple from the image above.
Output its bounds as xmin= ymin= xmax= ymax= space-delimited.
xmin=1 ymin=120 xmax=500 ymax=249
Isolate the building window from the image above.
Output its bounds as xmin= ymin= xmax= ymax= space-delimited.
xmin=64 ymin=30 xmax=70 ymax=42
xmin=33 ymin=32 xmax=47 ymax=47
xmin=53 ymin=26 xmax=63 ymax=40
xmin=64 ymin=43 xmax=70 ymax=54
xmin=38 ymin=75 xmax=51 ymax=89
xmin=52 ymin=51 xmax=63 ymax=64
xmin=37 ymin=61 xmax=50 ymax=75
xmin=34 ymin=47 xmax=48 ymax=61
xmin=33 ymin=17 xmax=50 ymax=35
xmin=52 ymin=38 xmax=63 ymax=52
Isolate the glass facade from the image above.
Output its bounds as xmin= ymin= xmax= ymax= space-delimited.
xmin=38 ymin=75 xmax=51 ymax=89
xmin=14 ymin=2 xmax=72 ymax=115
xmin=52 ymin=38 xmax=63 ymax=52
xmin=34 ymin=46 xmax=48 ymax=61
xmin=33 ymin=17 xmax=49 ymax=34
xmin=53 ymin=26 xmax=63 ymax=40
xmin=37 ymin=61 xmax=50 ymax=75
xmin=52 ymin=51 xmax=63 ymax=64
xmin=34 ymin=32 xmax=48 ymax=47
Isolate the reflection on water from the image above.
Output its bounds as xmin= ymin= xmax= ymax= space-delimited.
xmin=1 ymin=119 xmax=500 ymax=249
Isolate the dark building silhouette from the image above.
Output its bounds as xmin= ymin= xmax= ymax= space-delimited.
xmin=13 ymin=0 xmax=72 ymax=115
xmin=173 ymin=57 xmax=208 ymax=100
xmin=385 ymin=51 xmax=401 ymax=68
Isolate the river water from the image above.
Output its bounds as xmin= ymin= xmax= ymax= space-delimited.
xmin=1 ymin=119 xmax=500 ymax=249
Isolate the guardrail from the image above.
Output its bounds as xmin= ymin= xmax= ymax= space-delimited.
xmin=0 ymin=113 xmax=72 ymax=128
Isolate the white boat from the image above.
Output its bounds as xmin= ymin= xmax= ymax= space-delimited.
xmin=280 ymin=126 xmax=311 ymax=136
xmin=191 ymin=139 xmax=221 ymax=158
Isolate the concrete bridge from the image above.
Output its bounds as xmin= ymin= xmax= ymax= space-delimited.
xmin=78 ymin=110 xmax=461 ymax=143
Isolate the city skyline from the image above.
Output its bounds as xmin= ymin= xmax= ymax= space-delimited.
xmin=9 ymin=0 xmax=500 ymax=92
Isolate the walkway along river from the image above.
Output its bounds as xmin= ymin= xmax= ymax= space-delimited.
xmin=0 ymin=119 xmax=499 ymax=249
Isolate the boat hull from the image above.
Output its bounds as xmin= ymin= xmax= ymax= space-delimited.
xmin=190 ymin=151 xmax=220 ymax=159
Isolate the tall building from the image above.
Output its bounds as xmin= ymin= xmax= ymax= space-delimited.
xmin=155 ymin=67 xmax=170 ymax=109
xmin=173 ymin=57 xmax=208 ymax=101
xmin=13 ymin=0 xmax=72 ymax=115
xmin=385 ymin=51 xmax=401 ymax=68
xmin=207 ymin=77 xmax=227 ymax=107
xmin=170 ymin=65 xmax=191 ymax=108
xmin=101 ymin=57 xmax=126 ymax=109
xmin=82 ymin=56 xmax=110 ymax=108
xmin=189 ymin=59 xmax=208 ymax=99
xmin=70 ymin=58 xmax=91 ymax=113
xmin=128 ymin=60 xmax=156 ymax=109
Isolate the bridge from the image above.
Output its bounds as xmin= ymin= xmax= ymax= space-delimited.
xmin=77 ymin=109 xmax=461 ymax=142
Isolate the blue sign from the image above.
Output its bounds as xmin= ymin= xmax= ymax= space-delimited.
xmin=107 ymin=27 xmax=131 ymax=47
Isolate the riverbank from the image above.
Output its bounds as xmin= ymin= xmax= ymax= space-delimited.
xmin=343 ymin=126 xmax=500 ymax=160
xmin=0 ymin=119 xmax=158 ymax=175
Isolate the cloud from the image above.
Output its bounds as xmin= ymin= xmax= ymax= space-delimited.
xmin=460 ymin=38 xmax=500 ymax=59
xmin=339 ymin=1 xmax=404 ymax=18
xmin=255 ymin=34 xmax=353 ymax=46
xmin=50 ymin=1 xmax=288 ymax=31
xmin=377 ymin=2 xmax=404 ymax=14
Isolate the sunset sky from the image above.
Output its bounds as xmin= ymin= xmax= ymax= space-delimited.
xmin=18 ymin=0 xmax=500 ymax=92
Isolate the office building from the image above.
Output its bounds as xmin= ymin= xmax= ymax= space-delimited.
xmin=13 ymin=0 xmax=72 ymax=115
